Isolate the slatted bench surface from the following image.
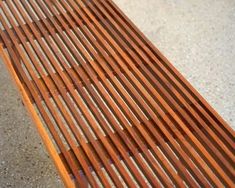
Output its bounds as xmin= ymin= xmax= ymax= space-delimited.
xmin=0 ymin=0 xmax=234 ymax=187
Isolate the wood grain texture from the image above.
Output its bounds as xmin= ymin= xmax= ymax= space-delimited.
xmin=0 ymin=0 xmax=234 ymax=187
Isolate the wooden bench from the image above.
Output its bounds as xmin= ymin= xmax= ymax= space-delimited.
xmin=0 ymin=0 xmax=234 ymax=187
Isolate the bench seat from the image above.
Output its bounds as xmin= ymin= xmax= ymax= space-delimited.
xmin=0 ymin=0 xmax=234 ymax=187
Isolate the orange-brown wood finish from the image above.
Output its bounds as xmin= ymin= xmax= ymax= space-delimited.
xmin=0 ymin=0 xmax=234 ymax=187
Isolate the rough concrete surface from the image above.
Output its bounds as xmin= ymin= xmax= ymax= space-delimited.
xmin=0 ymin=0 xmax=234 ymax=187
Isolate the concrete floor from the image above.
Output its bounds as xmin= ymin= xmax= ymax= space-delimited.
xmin=0 ymin=0 xmax=234 ymax=187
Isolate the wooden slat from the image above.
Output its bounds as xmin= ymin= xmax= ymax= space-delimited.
xmin=0 ymin=0 xmax=234 ymax=187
